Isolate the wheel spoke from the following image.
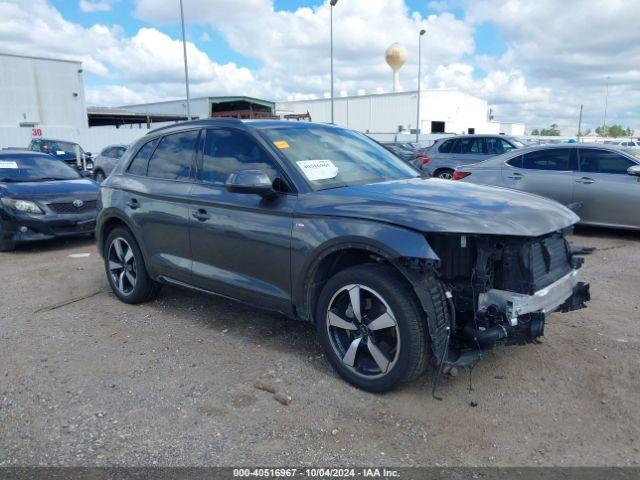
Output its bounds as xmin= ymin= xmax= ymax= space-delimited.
xmin=125 ymin=271 xmax=136 ymax=287
xmin=114 ymin=239 xmax=125 ymax=261
xmin=342 ymin=336 xmax=362 ymax=367
xmin=118 ymin=271 xmax=125 ymax=292
xmin=348 ymin=285 xmax=362 ymax=321
xmin=109 ymin=260 xmax=123 ymax=272
xmin=368 ymin=311 xmax=396 ymax=331
xmin=124 ymin=247 xmax=134 ymax=264
xmin=328 ymin=311 xmax=357 ymax=331
xmin=367 ymin=339 xmax=390 ymax=373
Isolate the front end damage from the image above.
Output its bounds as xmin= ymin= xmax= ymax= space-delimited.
xmin=404 ymin=229 xmax=590 ymax=373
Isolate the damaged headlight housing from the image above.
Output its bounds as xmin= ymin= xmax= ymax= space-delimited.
xmin=1 ymin=198 xmax=44 ymax=214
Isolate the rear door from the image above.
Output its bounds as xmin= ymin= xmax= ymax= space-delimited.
xmin=451 ymin=137 xmax=485 ymax=164
xmin=574 ymin=148 xmax=640 ymax=227
xmin=188 ymin=128 xmax=296 ymax=313
xmin=123 ymin=130 xmax=199 ymax=283
xmin=501 ymin=148 xmax=575 ymax=205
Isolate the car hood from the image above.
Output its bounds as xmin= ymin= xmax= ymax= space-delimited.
xmin=296 ymin=177 xmax=579 ymax=237
xmin=0 ymin=179 xmax=99 ymax=201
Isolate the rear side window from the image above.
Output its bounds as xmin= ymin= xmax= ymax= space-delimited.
xmin=452 ymin=138 xmax=484 ymax=154
xmin=201 ymin=129 xmax=279 ymax=185
xmin=486 ymin=138 xmax=516 ymax=155
xmin=438 ymin=139 xmax=455 ymax=153
xmin=506 ymin=155 xmax=523 ymax=168
xmin=147 ymin=130 xmax=199 ymax=181
xmin=127 ymin=138 xmax=159 ymax=176
xmin=522 ymin=149 xmax=571 ymax=171
xmin=579 ymin=149 xmax=634 ymax=174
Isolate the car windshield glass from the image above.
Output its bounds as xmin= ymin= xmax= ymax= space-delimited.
xmin=44 ymin=141 xmax=82 ymax=154
xmin=0 ymin=154 xmax=82 ymax=182
xmin=511 ymin=139 xmax=526 ymax=148
xmin=621 ymin=148 xmax=640 ymax=160
xmin=260 ymin=125 xmax=419 ymax=190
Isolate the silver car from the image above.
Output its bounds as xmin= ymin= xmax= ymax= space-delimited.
xmin=93 ymin=144 xmax=128 ymax=182
xmin=455 ymin=144 xmax=640 ymax=230
xmin=418 ymin=134 xmax=525 ymax=179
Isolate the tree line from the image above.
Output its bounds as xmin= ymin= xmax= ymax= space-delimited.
xmin=529 ymin=124 xmax=635 ymax=137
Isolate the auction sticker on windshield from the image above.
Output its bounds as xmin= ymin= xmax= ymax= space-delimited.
xmin=0 ymin=161 xmax=18 ymax=169
xmin=273 ymin=140 xmax=290 ymax=149
xmin=296 ymin=159 xmax=339 ymax=181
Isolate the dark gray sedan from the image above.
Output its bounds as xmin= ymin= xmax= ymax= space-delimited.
xmin=455 ymin=144 xmax=640 ymax=230
xmin=419 ymin=134 xmax=525 ymax=178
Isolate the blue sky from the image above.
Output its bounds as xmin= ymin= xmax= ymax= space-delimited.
xmin=3 ymin=0 xmax=638 ymax=132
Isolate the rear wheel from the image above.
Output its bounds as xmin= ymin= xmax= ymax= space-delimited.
xmin=435 ymin=169 xmax=454 ymax=180
xmin=104 ymin=227 xmax=160 ymax=304
xmin=315 ymin=264 xmax=430 ymax=392
xmin=94 ymin=170 xmax=106 ymax=183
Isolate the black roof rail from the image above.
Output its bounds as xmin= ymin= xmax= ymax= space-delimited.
xmin=146 ymin=117 xmax=243 ymax=135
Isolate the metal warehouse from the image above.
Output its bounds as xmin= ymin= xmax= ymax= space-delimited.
xmin=0 ymin=52 xmax=88 ymax=129
xmin=276 ymin=89 xmax=525 ymax=137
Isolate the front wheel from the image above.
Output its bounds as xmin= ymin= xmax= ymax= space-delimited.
xmin=315 ymin=264 xmax=431 ymax=392
xmin=94 ymin=170 xmax=106 ymax=183
xmin=104 ymin=227 xmax=160 ymax=304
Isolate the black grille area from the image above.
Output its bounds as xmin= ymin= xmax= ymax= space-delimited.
xmin=48 ymin=200 xmax=97 ymax=214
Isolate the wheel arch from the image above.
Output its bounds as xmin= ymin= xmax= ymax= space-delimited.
xmin=96 ymin=210 xmax=145 ymax=260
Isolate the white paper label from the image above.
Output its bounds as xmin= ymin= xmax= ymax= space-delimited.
xmin=56 ymin=150 xmax=66 ymax=155
xmin=296 ymin=159 xmax=339 ymax=181
xmin=0 ymin=161 xmax=18 ymax=169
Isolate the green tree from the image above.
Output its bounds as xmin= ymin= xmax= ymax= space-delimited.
xmin=596 ymin=124 xmax=634 ymax=137
xmin=530 ymin=129 xmax=540 ymax=135
xmin=539 ymin=124 xmax=561 ymax=136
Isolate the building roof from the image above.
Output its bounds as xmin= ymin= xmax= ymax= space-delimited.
xmin=122 ymin=96 xmax=275 ymax=109
xmin=0 ymin=51 xmax=82 ymax=65
xmin=87 ymin=107 xmax=190 ymax=127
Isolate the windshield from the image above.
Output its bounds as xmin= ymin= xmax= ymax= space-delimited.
xmin=42 ymin=140 xmax=83 ymax=154
xmin=511 ymin=138 xmax=526 ymax=148
xmin=0 ymin=154 xmax=82 ymax=182
xmin=261 ymin=125 xmax=419 ymax=190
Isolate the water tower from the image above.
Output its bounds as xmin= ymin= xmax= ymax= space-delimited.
xmin=385 ymin=42 xmax=407 ymax=92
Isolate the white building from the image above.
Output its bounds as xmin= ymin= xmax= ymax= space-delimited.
xmin=0 ymin=52 xmax=88 ymax=128
xmin=276 ymin=89 xmax=525 ymax=138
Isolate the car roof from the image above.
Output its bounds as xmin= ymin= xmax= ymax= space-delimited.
xmin=146 ymin=118 xmax=340 ymax=136
xmin=0 ymin=150 xmax=56 ymax=158
xmin=435 ymin=134 xmax=518 ymax=140
xmin=31 ymin=138 xmax=79 ymax=143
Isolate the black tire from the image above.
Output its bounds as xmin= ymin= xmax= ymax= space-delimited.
xmin=315 ymin=263 xmax=437 ymax=393
xmin=104 ymin=227 xmax=160 ymax=304
xmin=94 ymin=170 xmax=106 ymax=183
xmin=435 ymin=169 xmax=454 ymax=180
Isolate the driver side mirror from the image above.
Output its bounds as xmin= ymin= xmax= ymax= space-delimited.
xmin=226 ymin=170 xmax=277 ymax=198
xmin=628 ymin=165 xmax=640 ymax=177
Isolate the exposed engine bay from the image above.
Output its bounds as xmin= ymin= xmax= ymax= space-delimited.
xmin=427 ymin=229 xmax=590 ymax=355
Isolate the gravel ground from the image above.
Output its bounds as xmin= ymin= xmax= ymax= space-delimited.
xmin=0 ymin=227 xmax=639 ymax=467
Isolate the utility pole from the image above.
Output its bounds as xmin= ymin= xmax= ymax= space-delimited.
xmin=601 ymin=76 xmax=610 ymax=138
xmin=416 ymin=29 xmax=426 ymax=143
xmin=577 ymin=104 xmax=583 ymax=142
xmin=179 ymin=0 xmax=191 ymax=120
xmin=330 ymin=0 xmax=338 ymax=124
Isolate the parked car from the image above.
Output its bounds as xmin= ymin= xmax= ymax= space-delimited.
xmin=614 ymin=140 xmax=640 ymax=149
xmin=418 ymin=134 xmax=525 ymax=179
xmin=93 ymin=144 xmax=129 ymax=182
xmin=28 ymin=138 xmax=94 ymax=172
xmin=454 ymin=144 xmax=640 ymax=230
xmin=380 ymin=142 xmax=419 ymax=163
xmin=0 ymin=151 xmax=100 ymax=251
xmin=96 ymin=119 xmax=589 ymax=392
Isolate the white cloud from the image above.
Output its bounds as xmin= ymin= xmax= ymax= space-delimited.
xmin=79 ymin=0 xmax=114 ymax=12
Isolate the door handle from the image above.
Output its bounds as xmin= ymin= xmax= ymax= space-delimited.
xmin=507 ymin=173 xmax=523 ymax=180
xmin=126 ymin=198 xmax=139 ymax=209
xmin=576 ymin=177 xmax=595 ymax=184
xmin=192 ymin=209 xmax=211 ymax=222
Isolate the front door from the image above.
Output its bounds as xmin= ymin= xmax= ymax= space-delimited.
xmin=574 ymin=148 xmax=640 ymax=228
xmin=189 ymin=128 xmax=296 ymax=313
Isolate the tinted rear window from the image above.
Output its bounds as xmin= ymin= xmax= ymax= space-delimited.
xmin=438 ymin=139 xmax=455 ymax=153
xmin=579 ymin=149 xmax=634 ymax=174
xmin=127 ymin=138 xmax=159 ymax=176
xmin=522 ymin=149 xmax=571 ymax=171
xmin=147 ymin=130 xmax=199 ymax=181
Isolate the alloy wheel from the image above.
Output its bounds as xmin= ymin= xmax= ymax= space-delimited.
xmin=108 ymin=237 xmax=137 ymax=295
xmin=326 ymin=284 xmax=401 ymax=379
xmin=438 ymin=171 xmax=453 ymax=179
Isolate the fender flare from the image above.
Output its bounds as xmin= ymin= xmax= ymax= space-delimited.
xmin=96 ymin=209 xmax=150 ymax=266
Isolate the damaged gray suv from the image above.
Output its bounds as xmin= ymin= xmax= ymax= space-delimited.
xmin=96 ymin=119 xmax=590 ymax=393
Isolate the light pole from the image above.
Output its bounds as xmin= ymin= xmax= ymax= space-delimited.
xmin=416 ymin=29 xmax=426 ymax=143
xmin=601 ymin=75 xmax=610 ymax=138
xmin=179 ymin=0 xmax=192 ymax=120
xmin=330 ymin=0 xmax=338 ymax=124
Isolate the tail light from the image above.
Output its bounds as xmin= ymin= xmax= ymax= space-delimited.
xmin=420 ymin=156 xmax=430 ymax=165
xmin=453 ymin=171 xmax=471 ymax=181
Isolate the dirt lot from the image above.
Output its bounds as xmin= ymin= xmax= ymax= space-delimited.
xmin=0 ymin=227 xmax=639 ymax=467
